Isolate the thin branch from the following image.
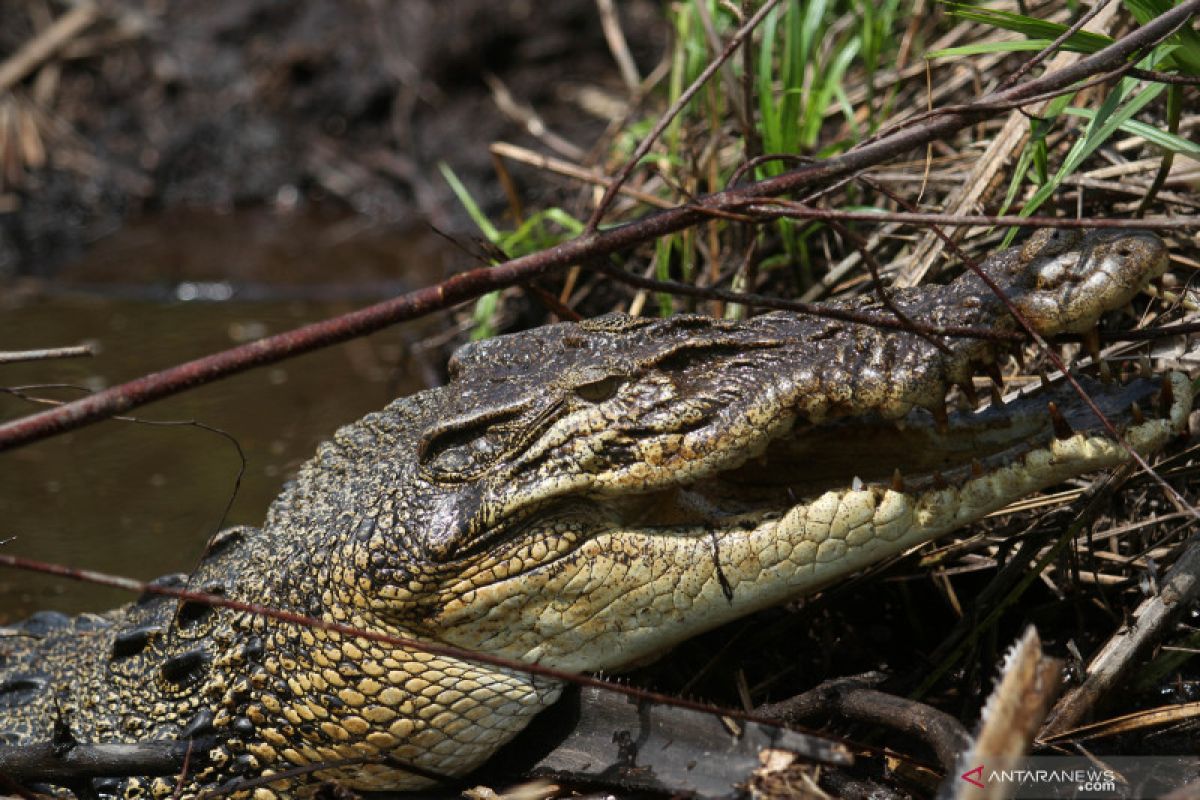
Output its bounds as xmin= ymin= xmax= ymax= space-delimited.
xmin=589 ymin=259 xmax=1022 ymax=343
xmin=0 ymin=1 xmax=100 ymax=93
xmin=999 ymin=0 xmax=1117 ymax=89
xmin=0 ymin=346 xmax=94 ymax=364
xmin=739 ymin=201 xmax=1200 ymax=231
xmin=595 ymin=0 xmax=641 ymax=92
xmin=488 ymin=141 xmax=675 ymax=208
xmin=1126 ymin=66 xmax=1200 ymax=85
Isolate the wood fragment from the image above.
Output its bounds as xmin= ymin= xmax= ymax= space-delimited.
xmin=1040 ymin=530 xmax=1200 ymax=737
xmin=0 ymin=2 xmax=101 ymax=94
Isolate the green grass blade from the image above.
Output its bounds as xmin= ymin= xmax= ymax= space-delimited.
xmin=438 ymin=162 xmax=501 ymax=244
xmin=1062 ymin=106 xmax=1200 ymax=162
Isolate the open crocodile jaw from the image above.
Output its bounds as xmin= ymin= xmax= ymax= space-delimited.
xmin=433 ymin=369 xmax=1191 ymax=672
xmin=427 ymin=230 xmax=1191 ymax=671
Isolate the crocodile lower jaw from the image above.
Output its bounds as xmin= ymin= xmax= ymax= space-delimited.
xmin=441 ymin=372 xmax=1191 ymax=671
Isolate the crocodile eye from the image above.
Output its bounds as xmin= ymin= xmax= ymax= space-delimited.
xmin=421 ymin=427 xmax=504 ymax=481
xmin=419 ymin=409 xmax=524 ymax=482
xmin=574 ymin=374 xmax=624 ymax=403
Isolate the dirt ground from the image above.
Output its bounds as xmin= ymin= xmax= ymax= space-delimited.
xmin=0 ymin=0 xmax=665 ymax=277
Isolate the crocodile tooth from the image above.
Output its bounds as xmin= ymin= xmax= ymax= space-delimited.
xmin=1098 ymin=358 xmax=1113 ymax=383
xmin=932 ymin=471 xmax=948 ymax=490
xmin=1048 ymin=402 xmax=1074 ymax=441
xmin=1082 ymin=328 xmax=1102 ymax=363
xmin=971 ymin=459 xmax=985 ymax=478
xmin=891 ymin=468 xmax=905 ymax=492
xmin=986 ymin=361 xmax=1005 ymax=388
xmin=989 ymin=382 xmax=1005 ymax=407
xmin=1159 ymin=374 xmax=1175 ymax=416
xmin=960 ymin=379 xmax=979 ymax=407
xmin=1131 ymin=401 xmax=1145 ymax=425
xmin=1138 ymin=355 xmax=1153 ymax=377
xmin=931 ymin=400 xmax=949 ymax=433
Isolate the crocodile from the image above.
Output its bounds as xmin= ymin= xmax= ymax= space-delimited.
xmin=0 ymin=229 xmax=1192 ymax=798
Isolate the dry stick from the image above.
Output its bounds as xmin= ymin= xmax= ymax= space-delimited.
xmin=584 ymin=0 xmax=786 ymax=231
xmin=1000 ymin=0 xmax=1117 ymax=90
xmin=735 ymin=204 xmax=1200 ymax=231
xmin=0 ymin=0 xmax=1196 ymax=453
xmin=1040 ymin=532 xmax=1200 ymax=737
xmin=0 ymin=552 xmax=849 ymax=765
xmin=1126 ymin=67 xmax=1200 ymax=85
xmin=488 ymin=141 xmax=675 ymax=209
xmin=595 ymin=0 xmax=641 ymax=92
xmin=589 ymin=259 xmax=1020 ymax=342
xmin=0 ymin=345 xmax=93 ymax=364
xmin=757 ymin=678 xmax=969 ymax=771
xmin=0 ymin=1 xmax=100 ymax=93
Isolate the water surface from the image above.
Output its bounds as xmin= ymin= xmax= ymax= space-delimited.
xmin=1 ymin=210 xmax=456 ymax=618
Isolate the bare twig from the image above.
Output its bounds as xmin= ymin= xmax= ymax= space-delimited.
xmin=1000 ymin=0 xmax=1117 ymax=89
xmin=0 ymin=345 xmax=93 ymax=364
xmin=589 ymin=259 xmax=1022 ymax=342
xmin=0 ymin=2 xmax=101 ymax=93
xmin=595 ymin=0 xmax=641 ymax=92
xmin=756 ymin=676 xmax=968 ymax=771
xmin=489 ymin=141 xmax=674 ymax=208
xmin=1126 ymin=67 xmax=1200 ymax=85
xmin=739 ymin=202 xmax=1200 ymax=232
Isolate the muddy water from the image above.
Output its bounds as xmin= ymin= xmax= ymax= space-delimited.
xmin=0 ymin=210 xmax=457 ymax=619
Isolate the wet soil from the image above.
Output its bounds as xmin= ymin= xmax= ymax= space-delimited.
xmin=0 ymin=0 xmax=665 ymax=276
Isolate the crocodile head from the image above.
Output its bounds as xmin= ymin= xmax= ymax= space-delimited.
xmin=279 ymin=229 xmax=1189 ymax=674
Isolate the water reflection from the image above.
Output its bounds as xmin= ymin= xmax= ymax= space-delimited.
xmin=1 ymin=210 xmax=455 ymax=618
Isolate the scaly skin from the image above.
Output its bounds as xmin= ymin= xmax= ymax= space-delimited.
xmin=0 ymin=229 xmax=1191 ymax=798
